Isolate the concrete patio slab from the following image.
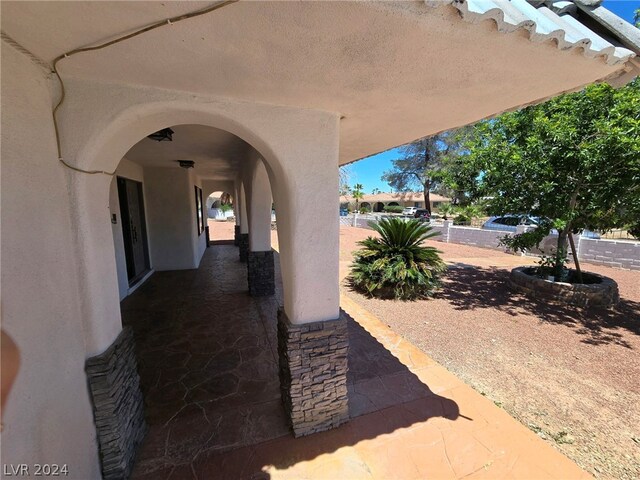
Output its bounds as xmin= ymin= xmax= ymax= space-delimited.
xmin=124 ymin=239 xmax=588 ymax=479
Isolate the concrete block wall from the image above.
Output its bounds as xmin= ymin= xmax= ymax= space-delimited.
xmin=342 ymin=219 xmax=639 ymax=271
xmin=427 ymin=223 xmax=449 ymax=241
xmin=447 ymin=225 xmax=507 ymax=250
xmin=578 ymin=238 xmax=640 ymax=271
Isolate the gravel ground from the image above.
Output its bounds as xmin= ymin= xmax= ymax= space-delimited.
xmin=340 ymin=226 xmax=640 ymax=480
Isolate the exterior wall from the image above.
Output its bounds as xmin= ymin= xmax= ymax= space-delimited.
xmin=1 ymin=44 xmax=101 ymax=478
xmin=58 ymin=77 xmax=340 ymax=329
xmin=447 ymin=225 xmax=507 ymax=250
xmin=345 ymin=219 xmax=640 ymax=270
xmin=578 ymin=238 xmax=640 ymax=271
xmin=144 ymin=167 xmax=199 ymax=270
xmin=428 ymin=222 xmax=449 ymax=241
xmin=109 ymin=158 xmax=147 ymax=300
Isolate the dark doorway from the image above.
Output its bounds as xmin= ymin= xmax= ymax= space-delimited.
xmin=118 ymin=177 xmax=150 ymax=286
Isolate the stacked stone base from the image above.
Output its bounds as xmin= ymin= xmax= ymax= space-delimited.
xmin=277 ymin=309 xmax=349 ymax=437
xmin=238 ymin=233 xmax=249 ymax=262
xmin=248 ymin=250 xmax=275 ymax=296
xmin=86 ymin=328 xmax=147 ymax=480
xmin=234 ymin=225 xmax=240 ymax=246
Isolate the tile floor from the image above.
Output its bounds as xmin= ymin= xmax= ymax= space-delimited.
xmin=125 ymin=245 xmax=589 ymax=480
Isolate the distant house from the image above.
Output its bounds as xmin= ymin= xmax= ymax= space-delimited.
xmin=341 ymin=192 xmax=452 ymax=212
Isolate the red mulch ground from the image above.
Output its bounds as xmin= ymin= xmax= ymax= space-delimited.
xmin=340 ymin=226 xmax=640 ymax=480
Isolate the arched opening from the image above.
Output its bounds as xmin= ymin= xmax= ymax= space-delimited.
xmin=206 ymin=190 xmax=235 ymax=243
xmin=208 ymin=191 xmax=233 ymax=214
xmin=373 ymin=202 xmax=385 ymax=212
xmin=72 ymin=101 xmax=343 ymax=474
xmin=388 ymin=201 xmax=400 ymax=207
xmin=104 ymin=123 xmax=287 ymax=468
xmin=360 ymin=202 xmax=371 ymax=212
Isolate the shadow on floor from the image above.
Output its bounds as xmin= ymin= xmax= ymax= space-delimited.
xmin=126 ymin=246 xmax=460 ymax=480
xmin=437 ymin=266 xmax=640 ymax=348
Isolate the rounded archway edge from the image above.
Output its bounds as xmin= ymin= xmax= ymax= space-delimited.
xmin=72 ymin=100 xmax=284 ymax=182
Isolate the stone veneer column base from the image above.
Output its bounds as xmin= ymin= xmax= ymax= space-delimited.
xmin=277 ymin=309 xmax=349 ymax=437
xmin=85 ymin=327 xmax=147 ymax=480
xmin=248 ymin=250 xmax=275 ymax=296
xmin=238 ymin=233 xmax=249 ymax=262
xmin=234 ymin=225 xmax=240 ymax=246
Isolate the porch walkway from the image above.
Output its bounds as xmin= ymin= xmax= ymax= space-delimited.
xmin=125 ymin=244 xmax=588 ymax=479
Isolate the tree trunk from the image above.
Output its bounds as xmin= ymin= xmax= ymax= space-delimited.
xmin=568 ymin=233 xmax=583 ymax=283
xmin=423 ymin=184 xmax=431 ymax=214
xmin=555 ymin=227 xmax=570 ymax=279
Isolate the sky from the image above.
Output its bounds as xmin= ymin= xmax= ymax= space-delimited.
xmin=346 ymin=0 xmax=639 ymax=194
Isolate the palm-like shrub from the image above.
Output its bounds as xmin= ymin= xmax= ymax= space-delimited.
xmin=349 ymin=218 xmax=447 ymax=300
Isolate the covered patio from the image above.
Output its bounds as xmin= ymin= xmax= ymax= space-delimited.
xmin=2 ymin=1 xmax=639 ymax=478
xmin=126 ymin=241 xmax=588 ymax=479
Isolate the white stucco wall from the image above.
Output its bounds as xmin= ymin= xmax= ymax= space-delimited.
xmin=244 ymin=156 xmax=273 ymax=252
xmin=56 ymin=78 xmax=341 ymax=329
xmin=108 ymin=158 xmax=147 ymax=300
xmin=144 ymin=167 xmax=201 ymax=271
xmin=1 ymin=44 xmax=101 ymax=479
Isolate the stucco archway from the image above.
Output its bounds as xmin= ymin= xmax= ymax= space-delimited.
xmin=68 ymin=107 xmax=286 ymax=356
xmin=373 ymin=202 xmax=385 ymax=212
xmin=64 ymin=93 xmax=339 ymax=357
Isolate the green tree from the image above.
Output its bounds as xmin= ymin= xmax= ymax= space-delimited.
xmin=433 ymin=127 xmax=477 ymax=205
xmin=437 ymin=202 xmax=455 ymax=220
xmin=634 ymin=8 xmax=639 ymax=27
xmin=453 ymin=204 xmax=485 ymax=226
xmin=463 ymin=79 xmax=640 ymax=278
xmin=339 ymin=166 xmax=352 ymax=196
xmin=382 ymin=130 xmax=471 ymax=214
xmin=351 ymin=183 xmax=364 ymax=211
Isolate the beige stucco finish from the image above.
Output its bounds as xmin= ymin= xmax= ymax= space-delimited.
xmin=245 ymin=156 xmax=273 ymax=253
xmin=1 ymin=1 xmax=637 ymax=477
xmin=1 ymin=44 xmax=101 ymax=479
xmin=2 ymin=1 xmax=632 ymax=167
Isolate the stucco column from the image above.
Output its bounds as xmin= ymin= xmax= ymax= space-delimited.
xmin=233 ymin=182 xmax=240 ymax=246
xmin=269 ymin=114 xmax=348 ymax=436
xmin=71 ymin=174 xmax=125 ymax=356
xmin=238 ymin=182 xmax=249 ymax=262
xmin=245 ymin=158 xmax=275 ymax=296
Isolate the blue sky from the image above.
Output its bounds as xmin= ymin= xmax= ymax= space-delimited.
xmin=346 ymin=0 xmax=639 ymax=194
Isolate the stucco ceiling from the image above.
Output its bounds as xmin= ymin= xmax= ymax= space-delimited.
xmin=1 ymin=1 xmax=635 ymax=165
xmin=125 ymin=124 xmax=251 ymax=180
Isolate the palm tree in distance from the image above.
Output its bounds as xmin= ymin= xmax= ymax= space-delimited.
xmin=352 ymin=183 xmax=364 ymax=211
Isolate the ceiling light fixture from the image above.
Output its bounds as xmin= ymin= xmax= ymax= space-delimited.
xmin=178 ymin=160 xmax=195 ymax=169
xmin=148 ymin=128 xmax=174 ymax=142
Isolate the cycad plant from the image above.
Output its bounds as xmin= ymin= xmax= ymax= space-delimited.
xmin=349 ymin=218 xmax=447 ymax=300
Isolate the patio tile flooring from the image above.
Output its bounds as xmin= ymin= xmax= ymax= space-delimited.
xmin=124 ymin=244 xmax=588 ymax=479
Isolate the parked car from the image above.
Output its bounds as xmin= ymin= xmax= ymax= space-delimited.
xmin=482 ymin=215 xmax=537 ymax=232
xmin=413 ymin=209 xmax=431 ymax=222
xmin=482 ymin=215 xmax=600 ymax=238
xmin=339 ymin=207 xmax=348 ymax=217
xmin=402 ymin=206 xmax=418 ymax=216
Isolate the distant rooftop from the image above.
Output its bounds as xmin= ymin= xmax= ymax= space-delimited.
xmin=341 ymin=192 xmax=452 ymax=203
